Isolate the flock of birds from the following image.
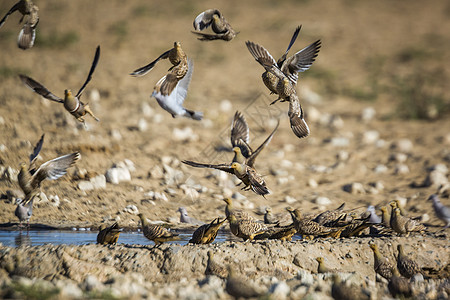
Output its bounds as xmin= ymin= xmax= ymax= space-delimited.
xmin=2 ymin=1 xmax=449 ymax=298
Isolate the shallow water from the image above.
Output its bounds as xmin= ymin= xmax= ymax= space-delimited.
xmin=0 ymin=229 xmax=236 ymax=247
xmin=0 ymin=229 xmax=302 ymax=247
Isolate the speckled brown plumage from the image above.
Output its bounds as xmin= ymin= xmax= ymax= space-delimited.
xmin=228 ymin=214 xmax=267 ymax=241
xmin=192 ymin=9 xmax=238 ymax=41
xmin=391 ymin=208 xmax=426 ymax=236
xmin=388 ymin=267 xmax=413 ymax=298
xmin=138 ymin=213 xmax=180 ymax=245
xmin=205 ymin=251 xmax=228 ymax=279
xmin=396 ymin=244 xmax=421 ymax=278
xmin=19 ymin=46 xmax=101 ymax=125
xmin=288 ymin=208 xmax=343 ymax=239
xmin=97 ymin=222 xmax=121 ymax=245
xmin=189 ymin=217 xmax=226 ymax=244
xmin=369 ymin=243 xmax=393 ymax=280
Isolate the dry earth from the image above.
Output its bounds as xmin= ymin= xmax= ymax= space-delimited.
xmin=0 ymin=0 xmax=449 ymax=299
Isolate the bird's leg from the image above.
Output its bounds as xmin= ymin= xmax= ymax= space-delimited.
xmin=270 ymin=97 xmax=281 ymax=105
xmin=84 ymin=104 xmax=100 ymax=122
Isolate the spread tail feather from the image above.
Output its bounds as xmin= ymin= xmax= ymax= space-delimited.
xmin=185 ymin=109 xmax=203 ymax=121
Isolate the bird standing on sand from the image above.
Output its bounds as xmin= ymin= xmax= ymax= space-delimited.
xmin=19 ymin=46 xmax=101 ymax=125
xmin=138 ymin=213 xmax=180 ymax=245
xmin=316 ymin=257 xmax=338 ymax=273
xmin=225 ymin=266 xmax=265 ymax=299
xmin=223 ymin=198 xmax=253 ymax=220
xmin=380 ymin=206 xmax=390 ymax=228
xmin=228 ymin=214 xmax=267 ymax=241
xmin=189 ymin=217 xmax=226 ymax=244
xmin=388 ymin=267 xmax=413 ymax=298
xmin=246 ymin=40 xmax=317 ymax=138
xmin=192 ymin=9 xmax=238 ymax=41
xmin=288 ymin=208 xmax=342 ymax=239
xmin=369 ymin=243 xmax=393 ymax=280
xmin=428 ymin=194 xmax=450 ymax=228
xmin=97 ymin=222 xmax=121 ymax=245
xmin=264 ymin=207 xmax=292 ymax=226
xmin=205 ymin=250 xmax=228 ymax=278
xmin=0 ymin=0 xmax=39 ymax=50
xmin=396 ymin=244 xmax=421 ymax=279
xmin=391 ymin=208 xmax=426 ymax=236
xmin=178 ymin=207 xmax=201 ymax=224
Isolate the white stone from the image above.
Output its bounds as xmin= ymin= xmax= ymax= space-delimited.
xmin=424 ymin=170 xmax=448 ymax=187
xmin=394 ymin=164 xmax=410 ymax=175
xmin=391 ymin=138 xmax=413 ymax=153
xmin=90 ymin=175 xmax=107 ymax=189
xmin=172 ymin=127 xmax=198 ymax=142
xmin=49 ymin=195 xmax=60 ymax=207
xmin=269 ymin=281 xmax=290 ymax=299
xmin=232 ymin=192 xmax=246 ymax=201
xmin=105 ymin=167 xmax=131 ymax=184
xmin=336 ymin=150 xmax=349 ymax=161
xmin=152 ymin=113 xmax=164 ymax=123
xmin=374 ymin=164 xmax=388 ymax=173
xmin=137 ymin=118 xmax=148 ymax=132
xmin=327 ymin=137 xmax=350 ymax=147
xmin=89 ymin=89 xmax=101 ymax=102
xmin=361 ymin=107 xmax=376 ymax=122
xmin=306 ymin=106 xmax=321 ymax=123
xmin=123 ymin=205 xmax=139 ymax=215
xmin=301 ymin=86 xmax=322 ymax=104
xmin=284 ymin=196 xmax=297 ymax=204
xmin=219 ymin=99 xmax=232 ymax=112
xmin=78 ymin=181 xmax=94 ymax=191
xmin=315 ymin=196 xmax=332 ymax=206
xmin=328 ymin=115 xmax=344 ymax=129
xmin=308 ymin=178 xmax=318 ymax=188
xmin=0 ymin=116 xmax=4 ymax=125
xmin=0 ymin=144 xmax=6 ymax=152
xmin=362 ymin=130 xmax=380 ymax=144
xmin=343 ymin=182 xmax=365 ymax=194
xmin=141 ymin=101 xmax=154 ymax=117
xmin=389 ymin=153 xmax=408 ymax=163
xmin=428 ymin=164 xmax=448 ymax=174
xmin=109 ymin=129 xmax=122 ymax=140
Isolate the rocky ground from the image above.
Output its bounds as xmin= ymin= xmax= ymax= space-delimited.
xmin=0 ymin=0 xmax=449 ymax=299
xmin=0 ymin=235 xmax=449 ymax=299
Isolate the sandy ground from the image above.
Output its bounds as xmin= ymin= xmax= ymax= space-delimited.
xmin=0 ymin=0 xmax=449 ymax=298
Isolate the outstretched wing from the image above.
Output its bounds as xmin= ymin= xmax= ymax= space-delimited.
xmin=19 ymin=74 xmax=63 ymax=103
xmin=246 ymin=119 xmax=279 ymax=168
xmin=282 ymin=39 xmax=321 ymax=84
xmin=29 ymin=133 xmax=45 ymax=170
xmin=130 ymin=49 xmax=171 ymax=77
xmin=277 ymin=25 xmax=302 ymax=67
xmin=245 ymin=41 xmax=277 ymax=69
xmin=76 ymin=45 xmax=101 ymax=99
xmin=31 ymin=152 xmax=80 ymax=188
xmin=182 ymin=160 xmax=234 ymax=175
xmin=0 ymin=2 xmax=20 ymax=29
xmin=230 ymin=111 xmax=250 ymax=154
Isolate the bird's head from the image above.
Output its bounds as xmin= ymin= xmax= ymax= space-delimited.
xmin=389 ymin=201 xmax=397 ymax=208
xmin=230 ymin=162 xmax=239 ymax=170
xmin=207 ymin=250 xmax=213 ymax=258
xmin=223 ymin=198 xmax=232 ymax=205
xmin=380 ymin=206 xmax=387 ymax=213
xmin=265 ymin=207 xmax=272 ymax=213
xmin=369 ymin=243 xmax=378 ymax=251
xmin=316 ymin=257 xmax=324 ymax=263
xmin=397 ymin=244 xmax=404 ymax=254
xmin=19 ymin=162 xmax=27 ymax=170
xmin=64 ymin=89 xmax=73 ymax=97
xmin=174 ymin=41 xmax=181 ymax=49
xmin=212 ymin=14 xmax=220 ymax=22
xmin=427 ymin=194 xmax=438 ymax=202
